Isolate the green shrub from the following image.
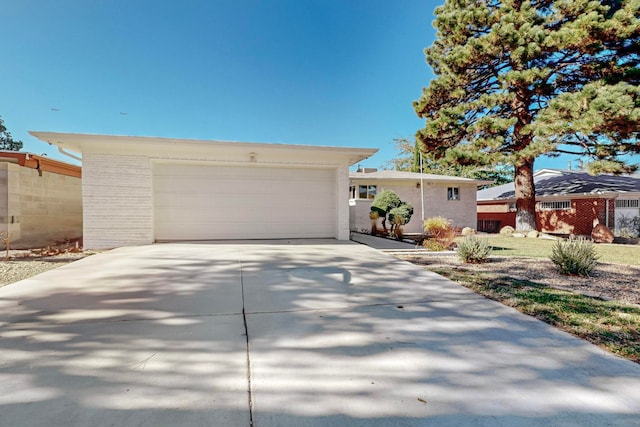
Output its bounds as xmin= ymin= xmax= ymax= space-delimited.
xmin=371 ymin=190 xmax=402 ymax=218
xmin=457 ymin=235 xmax=493 ymax=263
xmin=423 ymin=216 xmax=456 ymax=251
xmin=388 ymin=203 xmax=414 ymax=226
xmin=389 ymin=203 xmax=414 ymax=239
xmin=549 ymin=238 xmax=599 ymax=276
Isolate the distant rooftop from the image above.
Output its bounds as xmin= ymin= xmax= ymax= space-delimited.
xmin=478 ymin=169 xmax=640 ymax=201
xmin=349 ymin=169 xmax=489 ymax=184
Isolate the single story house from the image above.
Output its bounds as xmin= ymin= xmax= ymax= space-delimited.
xmin=477 ymin=168 xmax=640 ymax=235
xmin=0 ymin=151 xmax=82 ymax=248
xmin=349 ymin=169 xmax=487 ymax=234
xmin=30 ymin=131 xmax=377 ymax=249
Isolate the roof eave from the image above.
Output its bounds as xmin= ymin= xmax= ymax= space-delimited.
xmin=29 ymin=131 xmax=378 ymax=166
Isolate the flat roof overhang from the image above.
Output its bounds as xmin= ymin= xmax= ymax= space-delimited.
xmin=30 ymin=131 xmax=378 ymax=167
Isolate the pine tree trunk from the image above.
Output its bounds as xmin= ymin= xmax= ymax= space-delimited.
xmin=514 ymin=159 xmax=537 ymax=232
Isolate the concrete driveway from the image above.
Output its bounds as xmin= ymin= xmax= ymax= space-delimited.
xmin=0 ymin=240 xmax=639 ymax=427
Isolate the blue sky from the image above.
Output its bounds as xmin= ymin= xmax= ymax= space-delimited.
xmin=0 ymin=0 xmax=614 ymax=172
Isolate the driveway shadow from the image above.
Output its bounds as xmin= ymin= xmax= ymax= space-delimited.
xmin=0 ymin=242 xmax=638 ymax=427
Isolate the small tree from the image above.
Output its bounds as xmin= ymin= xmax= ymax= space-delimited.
xmin=0 ymin=117 xmax=23 ymax=151
xmin=370 ymin=190 xmax=402 ymax=233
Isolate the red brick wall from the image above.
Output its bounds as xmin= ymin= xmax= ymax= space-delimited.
xmin=607 ymin=199 xmax=616 ymax=229
xmin=478 ymin=199 xmax=614 ymax=235
xmin=537 ymin=200 xmax=597 ymax=235
xmin=477 ymin=211 xmax=516 ymax=231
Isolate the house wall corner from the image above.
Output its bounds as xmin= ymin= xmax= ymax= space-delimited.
xmin=336 ymin=165 xmax=350 ymax=240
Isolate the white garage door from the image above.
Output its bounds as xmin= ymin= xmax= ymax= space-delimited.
xmin=153 ymin=163 xmax=336 ymax=240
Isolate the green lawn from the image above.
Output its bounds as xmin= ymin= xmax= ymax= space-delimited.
xmin=408 ymin=236 xmax=640 ymax=364
xmin=482 ymin=235 xmax=640 ymax=266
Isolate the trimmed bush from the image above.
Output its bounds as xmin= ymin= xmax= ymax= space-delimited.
xmin=388 ymin=203 xmax=414 ymax=226
xmin=371 ymin=190 xmax=402 ymax=227
xmin=389 ymin=202 xmax=414 ymax=240
xmin=370 ymin=190 xmax=414 ymax=239
xmin=549 ymin=238 xmax=599 ymax=276
xmin=457 ymin=235 xmax=493 ymax=263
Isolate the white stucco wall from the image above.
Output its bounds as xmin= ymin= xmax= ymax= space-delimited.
xmin=423 ymin=182 xmax=478 ymax=230
xmin=82 ymin=154 xmax=153 ymax=249
xmin=349 ymin=179 xmax=478 ymax=234
xmin=83 ymin=155 xmax=353 ymax=249
xmin=349 ymin=199 xmax=373 ymax=233
xmin=335 ymin=165 xmax=350 ymax=240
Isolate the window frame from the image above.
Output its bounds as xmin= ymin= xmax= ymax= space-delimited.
xmin=537 ymin=200 xmax=572 ymax=211
xmin=447 ymin=187 xmax=460 ymax=201
xmin=356 ymin=184 xmax=377 ymax=200
xmin=615 ymin=199 xmax=640 ymax=208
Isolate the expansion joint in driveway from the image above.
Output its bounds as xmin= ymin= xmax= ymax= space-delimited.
xmin=240 ymin=261 xmax=255 ymax=427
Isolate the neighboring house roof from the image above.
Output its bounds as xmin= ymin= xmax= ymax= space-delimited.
xmin=349 ymin=169 xmax=490 ymax=185
xmin=477 ymin=169 xmax=640 ymax=201
xmin=0 ymin=151 xmax=81 ymax=178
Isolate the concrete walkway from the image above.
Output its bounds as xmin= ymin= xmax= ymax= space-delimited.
xmin=350 ymin=231 xmax=422 ymax=250
xmin=0 ymin=240 xmax=639 ymax=426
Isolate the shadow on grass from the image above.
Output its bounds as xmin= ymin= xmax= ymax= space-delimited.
xmin=431 ymin=268 xmax=640 ymax=364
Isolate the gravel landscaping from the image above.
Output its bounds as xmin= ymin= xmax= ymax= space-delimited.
xmin=0 ymin=260 xmax=72 ymax=286
xmin=0 ymin=244 xmax=90 ymax=287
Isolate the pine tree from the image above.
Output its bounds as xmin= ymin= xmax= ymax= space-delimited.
xmin=0 ymin=117 xmax=23 ymax=151
xmin=414 ymin=0 xmax=640 ymax=231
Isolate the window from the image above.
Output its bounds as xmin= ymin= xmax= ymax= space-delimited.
xmin=447 ymin=187 xmax=460 ymax=201
xmin=368 ymin=185 xmax=377 ymax=199
xmin=537 ymin=200 xmax=571 ymax=210
xmin=358 ymin=185 xmax=377 ymax=200
xmin=349 ymin=185 xmax=356 ymax=199
xmin=616 ymin=199 xmax=640 ymax=208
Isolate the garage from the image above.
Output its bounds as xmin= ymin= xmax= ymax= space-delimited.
xmin=29 ymin=131 xmax=377 ymax=249
xmin=153 ymin=163 xmax=336 ymax=240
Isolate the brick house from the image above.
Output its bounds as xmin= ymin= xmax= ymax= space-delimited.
xmin=477 ymin=169 xmax=640 ymax=236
